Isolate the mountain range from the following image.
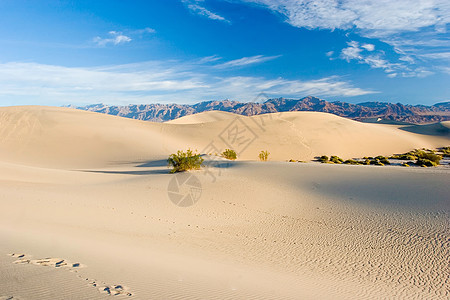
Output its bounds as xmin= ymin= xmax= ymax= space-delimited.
xmin=71 ymin=96 xmax=450 ymax=124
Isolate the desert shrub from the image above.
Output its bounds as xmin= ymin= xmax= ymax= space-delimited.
xmin=420 ymin=148 xmax=435 ymax=153
xmin=440 ymin=146 xmax=450 ymax=157
xmin=167 ymin=149 xmax=204 ymax=173
xmin=330 ymin=155 xmax=343 ymax=164
xmin=405 ymin=150 xmax=442 ymax=165
xmin=318 ymin=155 xmax=329 ymax=163
xmin=363 ymin=159 xmax=371 ymax=165
xmin=392 ymin=154 xmax=417 ymax=160
xmin=415 ymin=158 xmax=438 ymax=167
xmin=374 ymin=156 xmax=391 ymax=165
xmin=418 ymin=152 xmax=441 ymax=164
xmin=391 ymin=149 xmax=442 ymax=162
xmin=222 ymin=149 xmax=237 ymax=160
xmin=343 ymin=159 xmax=360 ymax=165
xmin=369 ymin=159 xmax=384 ymax=166
xmin=259 ymin=150 xmax=270 ymax=161
xmin=288 ymin=159 xmax=297 ymax=162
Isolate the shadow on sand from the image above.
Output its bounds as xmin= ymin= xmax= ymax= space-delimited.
xmin=77 ymin=157 xmax=238 ymax=176
xmin=399 ymin=123 xmax=450 ymax=136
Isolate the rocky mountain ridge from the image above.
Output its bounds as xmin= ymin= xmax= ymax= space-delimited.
xmin=72 ymin=96 xmax=450 ymax=124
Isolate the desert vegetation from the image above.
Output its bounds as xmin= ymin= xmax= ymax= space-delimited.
xmin=317 ymin=155 xmax=344 ymax=164
xmin=288 ymin=159 xmax=305 ymax=163
xmin=318 ymin=155 xmax=329 ymax=163
xmin=259 ymin=150 xmax=270 ymax=161
xmin=440 ymin=146 xmax=450 ymax=157
xmin=316 ymin=147 xmax=446 ymax=168
xmin=222 ymin=149 xmax=237 ymax=160
xmin=167 ymin=149 xmax=204 ymax=173
xmin=391 ymin=149 xmax=442 ymax=167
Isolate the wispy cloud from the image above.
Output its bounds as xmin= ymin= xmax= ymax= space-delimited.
xmin=182 ymin=0 xmax=230 ymax=23
xmin=239 ymin=0 xmax=449 ymax=73
xmin=240 ymin=0 xmax=449 ymax=37
xmin=132 ymin=27 xmax=156 ymax=35
xmin=338 ymin=41 xmax=434 ymax=78
xmin=361 ymin=43 xmax=375 ymax=51
xmin=419 ymin=52 xmax=450 ymax=60
xmin=439 ymin=66 xmax=450 ymax=75
xmin=93 ymin=31 xmax=132 ymax=46
xmin=0 ymin=59 xmax=376 ymax=106
xmin=214 ymin=55 xmax=281 ymax=68
xmin=93 ymin=27 xmax=156 ymax=47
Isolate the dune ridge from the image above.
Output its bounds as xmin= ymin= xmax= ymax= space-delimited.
xmin=0 ymin=106 xmax=448 ymax=168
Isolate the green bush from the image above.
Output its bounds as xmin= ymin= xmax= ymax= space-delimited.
xmin=222 ymin=149 xmax=237 ymax=160
xmin=318 ymin=155 xmax=329 ymax=163
xmin=391 ymin=149 xmax=442 ymax=164
xmin=343 ymin=159 xmax=361 ymax=165
xmin=369 ymin=159 xmax=384 ymax=166
xmin=259 ymin=150 xmax=270 ymax=161
xmin=330 ymin=155 xmax=343 ymax=164
xmin=391 ymin=154 xmax=417 ymax=160
xmin=417 ymin=151 xmax=441 ymax=164
xmin=415 ymin=158 xmax=438 ymax=167
xmin=440 ymin=146 xmax=450 ymax=157
xmin=167 ymin=149 xmax=204 ymax=173
xmin=374 ymin=156 xmax=391 ymax=165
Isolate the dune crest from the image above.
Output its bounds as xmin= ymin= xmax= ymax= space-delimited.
xmin=0 ymin=106 xmax=448 ymax=168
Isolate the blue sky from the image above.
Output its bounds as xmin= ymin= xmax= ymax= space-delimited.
xmin=0 ymin=0 xmax=449 ymax=106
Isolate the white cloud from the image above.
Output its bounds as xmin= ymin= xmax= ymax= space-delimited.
xmin=0 ymin=60 xmax=376 ymax=106
xmin=339 ymin=41 xmax=434 ymax=78
xmin=93 ymin=31 xmax=132 ymax=46
xmin=239 ymin=0 xmax=449 ymax=73
xmin=214 ymin=55 xmax=281 ymax=68
xmin=182 ymin=0 xmax=230 ymax=23
xmin=340 ymin=41 xmax=363 ymax=61
xmin=419 ymin=52 xmax=450 ymax=60
xmin=134 ymin=27 xmax=156 ymax=34
xmin=240 ymin=0 xmax=449 ymax=37
xmin=439 ymin=66 xmax=450 ymax=74
xmin=197 ymin=55 xmax=222 ymax=63
xmin=361 ymin=43 xmax=375 ymax=51
xmin=92 ymin=28 xmax=155 ymax=47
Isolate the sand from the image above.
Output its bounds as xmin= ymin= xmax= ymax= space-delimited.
xmin=0 ymin=106 xmax=449 ymax=299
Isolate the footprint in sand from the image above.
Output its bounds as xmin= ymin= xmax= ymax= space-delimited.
xmin=8 ymin=253 xmax=132 ymax=297
xmin=98 ymin=284 xmax=132 ymax=296
xmin=9 ymin=254 xmax=83 ymax=269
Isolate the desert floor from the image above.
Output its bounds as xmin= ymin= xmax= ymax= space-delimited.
xmin=0 ymin=106 xmax=449 ymax=299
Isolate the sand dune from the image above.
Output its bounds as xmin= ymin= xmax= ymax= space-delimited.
xmin=0 ymin=106 xmax=448 ymax=168
xmin=0 ymin=106 xmax=449 ymax=299
xmin=166 ymin=110 xmax=238 ymax=124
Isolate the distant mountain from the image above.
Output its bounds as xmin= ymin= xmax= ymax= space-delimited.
xmin=71 ymin=96 xmax=450 ymax=124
